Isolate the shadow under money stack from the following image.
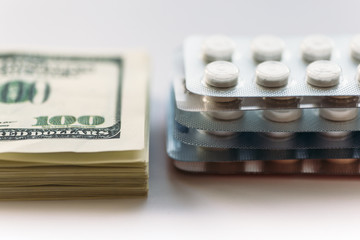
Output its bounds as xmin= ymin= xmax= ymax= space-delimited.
xmin=0 ymin=49 xmax=149 ymax=199
xmin=167 ymin=34 xmax=360 ymax=176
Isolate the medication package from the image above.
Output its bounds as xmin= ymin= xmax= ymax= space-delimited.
xmin=167 ymin=34 xmax=360 ymax=175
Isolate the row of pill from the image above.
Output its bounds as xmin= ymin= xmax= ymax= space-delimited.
xmin=204 ymin=107 xmax=358 ymax=139
xmin=204 ymin=60 xmax=360 ymax=90
xmin=265 ymin=108 xmax=358 ymax=139
xmin=202 ymin=35 xmax=360 ymax=63
xmin=173 ymin=159 xmax=360 ymax=174
xmin=205 ymin=104 xmax=359 ymax=122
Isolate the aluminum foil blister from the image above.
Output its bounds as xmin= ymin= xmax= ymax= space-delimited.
xmin=184 ymin=35 xmax=360 ymax=98
xmin=175 ymin=35 xmax=360 ymax=112
xmin=167 ymin=94 xmax=360 ymax=174
xmin=175 ymin=102 xmax=360 ymax=132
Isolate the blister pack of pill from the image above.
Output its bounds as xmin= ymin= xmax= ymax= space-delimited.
xmin=167 ymin=34 xmax=360 ymax=175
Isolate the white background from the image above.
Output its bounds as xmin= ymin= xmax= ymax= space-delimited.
xmin=1 ymin=0 xmax=360 ymax=239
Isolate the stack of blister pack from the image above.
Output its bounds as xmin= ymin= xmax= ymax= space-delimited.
xmin=167 ymin=34 xmax=360 ymax=175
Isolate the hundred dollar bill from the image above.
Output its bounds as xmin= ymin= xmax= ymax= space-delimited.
xmin=0 ymin=48 xmax=149 ymax=199
xmin=0 ymin=48 xmax=149 ymax=154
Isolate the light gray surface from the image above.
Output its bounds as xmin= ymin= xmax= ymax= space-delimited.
xmin=0 ymin=0 xmax=360 ymax=239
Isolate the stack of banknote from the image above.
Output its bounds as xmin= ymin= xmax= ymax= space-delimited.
xmin=0 ymin=48 xmax=149 ymax=199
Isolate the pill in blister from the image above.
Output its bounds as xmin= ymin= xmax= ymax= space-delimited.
xmin=263 ymin=132 xmax=295 ymax=139
xmin=350 ymin=35 xmax=360 ymax=61
xmin=263 ymin=109 xmax=302 ymax=123
xmin=301 ymin=35 xmax=333 ymax=62
xmin=251 ymin=35 xmax=284 ymax=62
xmin=204 ymin=61 xmax=239 ymax=88
xmin=306 ymin=60 xmax=341 ymax=87
xmin=202 ymin=35 xmax=236 ymax=62
xmin=319 ymin=108 xmax=358 ymax=138
xmin=319 ymin=108 xmax=358 ymax=122
xmin=256 ymin=61 xmax=290 ymax=87
xmin=263 ymin=109 xmax=301 ymax=139
xmin=205 ymin=110 xmax=244 ymax=121
xmin=320 ymin=131 xmax=351 ymax=138
xmin=203 ymin=96 xmax=243 ymax=119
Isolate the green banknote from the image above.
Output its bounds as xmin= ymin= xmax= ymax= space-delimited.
xmin=0 ymin=48 xmax=149 ymax=199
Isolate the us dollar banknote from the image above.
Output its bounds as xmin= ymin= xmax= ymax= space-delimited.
xmin=0 ymin=48 xmax=149 ymax=154
xmin=0 ymin=48 xmax=149 ymax=199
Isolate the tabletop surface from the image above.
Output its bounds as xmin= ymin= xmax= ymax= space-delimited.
xmin=0 ymin=0 xmax=360 ymax=239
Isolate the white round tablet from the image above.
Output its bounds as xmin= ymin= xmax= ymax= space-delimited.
xmin=350 ymin=34 xmax=360 ymax=61
xmin=306 ymin=60 xmax=341 ymax=87
xmin=206 ymin=110 xmax=244 ymax=121
xmin=319 ymin=131 xmax=351 ymax=138
xmin=251 ymin=35 xmax=285 ymax=62
xmin=263 ymin=132 xmax=295 ymax=139
xmin=301 ymin=35 xmax=333 ymax=62
xmin=263 ymin=109 xmax=302 ymax=122
xmin=319 ymin=108 xmax=358 ymax=121
xmin=204 ymin=61 xmax=239 ymax=88
xmin=256 ymin=61 xmax=290 ymax=87
xmin=326 ymin=158 xmax=357 ymax=164
xmin=202 ymin=35 xmax=236 ymax=62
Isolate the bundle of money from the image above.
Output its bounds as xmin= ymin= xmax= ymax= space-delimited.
xmin=0 ymin=48 xmax=149 ymax=199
